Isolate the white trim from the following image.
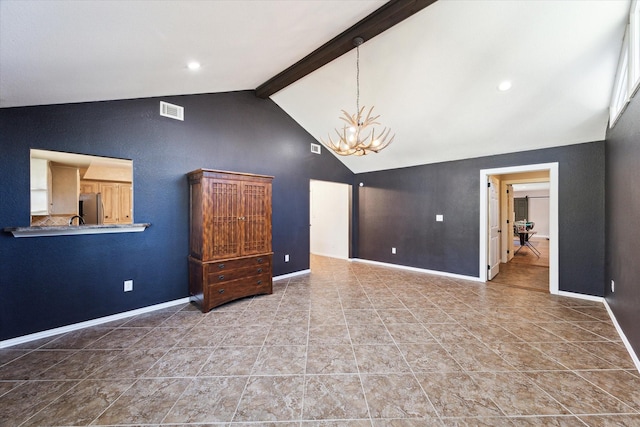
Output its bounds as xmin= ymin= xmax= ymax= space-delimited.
xmin=0 ymin=297 xmax=190 ymax=349
xmin=610 ymin=25 xmax=631 ymax=128
xmin=273 ymin=269 xmax=311 ymax=281
xmin=604 ymin=299 xmax=640 ymax=373
xmin=479 ymin=163 xmax=559 ymax=294
xmin=629 ymin=0 xmax=640 ymax=97
xmin=557 ymin=291 xmax=604 ymax=303
xmin=521 ymin=234 xmax=550 ymax=240
xmin=353 ymin=258 xmax=483 ymax=282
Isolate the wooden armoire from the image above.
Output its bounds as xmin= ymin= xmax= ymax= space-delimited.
xmin=187 ymin=169 xmax=273 ymax=312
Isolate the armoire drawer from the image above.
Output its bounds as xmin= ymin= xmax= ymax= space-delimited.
xmin=206 ymin=273 xmax=272 ymax=307
xmin=207 ymin=264 xmax=268 ymax=284
xmin=207 ymin=255 xmax=271 ymax=272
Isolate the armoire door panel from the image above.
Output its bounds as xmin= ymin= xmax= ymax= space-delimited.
xmin=208 ymin=180 xmax=241 ymax=260
xmin=242 ymin=182 xmax=272 ymax=255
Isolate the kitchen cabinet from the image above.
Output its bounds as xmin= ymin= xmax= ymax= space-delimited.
xmin=80 ymin=180 xmax=132 ymax=224
xmin=187 ymin=169 xmax=273 ymax=312
xmin=118 ymin=183 xmax=132 ymax=224
xmin=100 ymin=182 xmax=132 ymax=224
xmin=30 ymin=158 xmax=50 ymax=215
xmin=79 ymin=181 xmax=99 ymax=194
xmin=30 ymin=160 xmax=79 ymax=216
xmin=49 ymin=164 xmax=79 ymax=215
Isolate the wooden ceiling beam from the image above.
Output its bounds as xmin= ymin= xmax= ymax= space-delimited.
xmin=254 ymin=0 xmax=437 ymax=99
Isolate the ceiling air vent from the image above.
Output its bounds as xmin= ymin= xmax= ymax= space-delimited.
xmin=311 ymin=143 xmax=322 ymax=154
xmin=160 ymin=101 xmax=184 ymax=121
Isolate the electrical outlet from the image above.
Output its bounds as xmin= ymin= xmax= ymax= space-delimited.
xmin=285 ymin=254 xmax=290 ymax=262
xmin=611 ymin=280 xmax=615 ymax=293
xmin=392 ymin=247 xmax=396 ymax=254
xmin=124 ymin=280 xmax=133 ymax=292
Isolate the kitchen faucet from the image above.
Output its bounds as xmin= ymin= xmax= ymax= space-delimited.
xmin=69 ymin=215 xmax=85 ymax=226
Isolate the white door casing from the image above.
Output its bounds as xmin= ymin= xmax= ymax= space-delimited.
xmin=507 ymin=184 xmax=515 ymax=262
xmin=488 ymin=176 xmax=500 ymax=280
xmin=479 ymin=163 xmax=559 ymax=294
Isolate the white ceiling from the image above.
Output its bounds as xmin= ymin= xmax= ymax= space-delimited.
xmin=0 ymin=0 xmax=631 ymax=174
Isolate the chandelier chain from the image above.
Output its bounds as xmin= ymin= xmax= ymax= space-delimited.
xmin=356 ymin=43 xmax=360 ymax=117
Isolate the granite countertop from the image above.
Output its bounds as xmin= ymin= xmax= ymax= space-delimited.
xmin=4 ymin=223 xmax=151 ymax=237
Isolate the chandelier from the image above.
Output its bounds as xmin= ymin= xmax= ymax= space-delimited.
xmin=322 ymin=37 xmax=394 ymax=156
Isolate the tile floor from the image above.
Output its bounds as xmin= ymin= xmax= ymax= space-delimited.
xmin=1 ymin=255 xmax=639 ymax=426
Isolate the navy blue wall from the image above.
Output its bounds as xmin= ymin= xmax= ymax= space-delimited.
xmin=605 ymin=91 xmax=640 ymax=356
xmin=0 ymin=91 xmax=353 ymax=340
xmin=354 ymin=141 xmax=606 ymax=296
xmin=0 ymin=89 xmax=609 ymax=342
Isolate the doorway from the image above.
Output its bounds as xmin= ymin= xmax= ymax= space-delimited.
xmin=496 ymin=179 xmax=550 ymax=291
xmin=479 ymin=163 xmax=559 ymax=294
xmin=309 ymin=180 xmax=351 ymax=260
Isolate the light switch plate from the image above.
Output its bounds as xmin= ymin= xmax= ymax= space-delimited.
xmin=124 ymin=280 xmax=133 ymax=292
xmin=436 ymin=214 xmax=444 ymax=222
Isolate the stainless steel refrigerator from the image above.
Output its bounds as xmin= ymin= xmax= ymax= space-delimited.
xmin=79 ymin=193 xmax=104 ymax=224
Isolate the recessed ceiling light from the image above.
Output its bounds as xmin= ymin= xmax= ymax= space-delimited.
xmin=187 ymin=61 xmax=201 ymax=71
xmin=497 ymin=80 xmax=512 ymax=91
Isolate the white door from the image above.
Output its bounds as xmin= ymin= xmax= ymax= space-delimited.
xmin=488 ymin=176 xmax=500 ymax=279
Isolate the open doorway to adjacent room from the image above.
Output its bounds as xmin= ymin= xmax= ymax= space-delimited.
xmin=480 ymin=163 xmax=559 ymax=294
xmin=309 ymin=180 xmax=352 ymax=261
xmin=494 ymin=179 xmax=550 ymax=292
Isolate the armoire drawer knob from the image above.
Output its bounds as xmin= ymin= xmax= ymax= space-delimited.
xmin=218 ymin=263 xmax=225 ymax=269
xmin=218 ymin=275 xmax=224 ymax=280
xmin=257 ymin=280 xmax=262 ymax=285
xmin=218 ymin=289 xmax=225 ymax=294
xmin=257 ymin=258 xmax=263 ymax=263
xmin=257 ymin=268 xmax=263 ymax=273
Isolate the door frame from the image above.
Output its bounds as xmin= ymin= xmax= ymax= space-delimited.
xmin=479 ymin=163 xmax=559 ymax=294
xmin=309 ymin=179 xmax=352 ymax=260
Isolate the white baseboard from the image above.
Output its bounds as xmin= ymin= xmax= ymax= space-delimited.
xmin=530 ymin=234 xmax=550 ymax=239
xmin=273 ymin=269 xmax=311 ymax=281
xmin=352 ymin=258 xmax=483 ymax=282
xmin=604 ymin=300 xmax=640 ymax=373
xmin=0 ymin=297 xmax=190 ymax=349
xmin=557 ymin=291 xmax=604 ymax=302
xmin=3 ymin=268 xmax=313 ymax=349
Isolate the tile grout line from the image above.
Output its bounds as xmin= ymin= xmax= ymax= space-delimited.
xmin=339 ymin=266 xmax=374 ymax=425
xmin=227 ymin=278 xmax=288 ymax=424
xmin=373 ymin=275 xmax=446 ymax=423
xmin=299 ymin=278 xmax=313 ymax=423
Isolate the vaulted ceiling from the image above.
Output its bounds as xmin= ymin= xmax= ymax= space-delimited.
xmin=0 ymin=0 xmax=630 ymax=173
